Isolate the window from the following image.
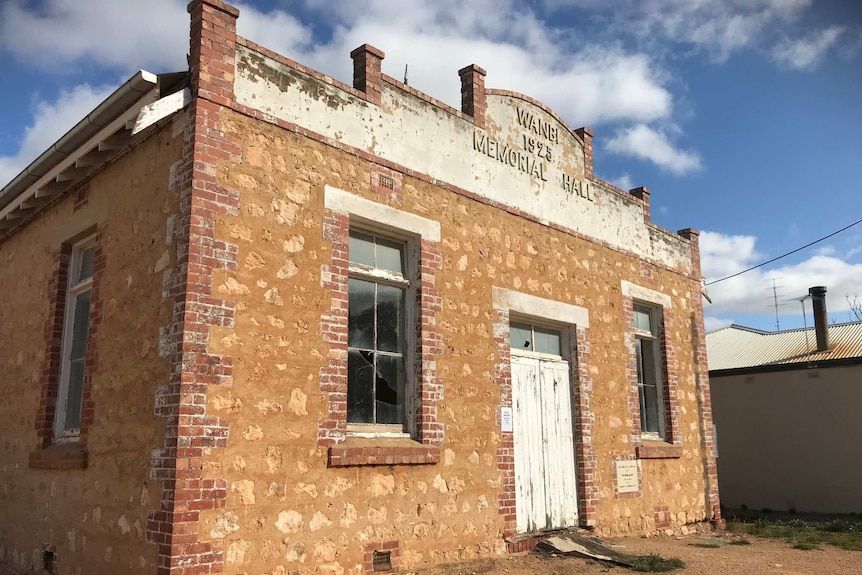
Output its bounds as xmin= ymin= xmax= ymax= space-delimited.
xmin=347 ymin=230 xmax=409 ymax=430
xmin=509 ymin=321 xmax=562 ymax=356
xmin=633 ymin=305 xmax=663 ymax=436
xmin=55 ymin=239 xmax=95 ymax=439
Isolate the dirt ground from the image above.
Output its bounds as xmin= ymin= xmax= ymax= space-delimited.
xmin=409 ymin=532 xmax=862 ymax=575
xmin=1 ymin=533 xmax=858 ymax=574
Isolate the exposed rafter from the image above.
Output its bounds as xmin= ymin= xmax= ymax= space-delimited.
xmin=0 ymin=70 xmax=189 ymax=241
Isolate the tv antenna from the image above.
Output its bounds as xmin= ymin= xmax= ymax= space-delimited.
xmin=768 ymin=278 xmax=786 ymax=331
xmin=847 ymin=293 xmax=862 ymax=322
xmin=798 ymin=293 xmax=813 ymax=362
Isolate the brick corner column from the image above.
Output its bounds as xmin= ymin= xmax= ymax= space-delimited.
xmin=574 ymin=127 xmax=594 ymax=179
xmin=187 ymin=0 xmax=239 ymax=106
xmin=676 ymin=227 xmax=723 ymax=528
xmin=630 ymin=186 xmax=651 ymax=223
xmin=458 ymin=64 xmax=487 ymax=129
xmin=351 ymin=44 xmax=385 ymax=105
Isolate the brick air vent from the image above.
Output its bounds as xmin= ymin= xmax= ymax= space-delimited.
xmin=43 ymin=549 xmax=55 ymax=573
xmin=379 ymin=175 xmax=395 ymax=190
xmin=373 ymin=550 xmax=392 ymax=571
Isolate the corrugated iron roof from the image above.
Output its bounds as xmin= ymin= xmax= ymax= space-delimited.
xmin=706 ymin=321 xmax=862 ymax=371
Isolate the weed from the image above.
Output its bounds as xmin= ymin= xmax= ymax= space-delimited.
xmin=630 ymin=553 xmax=685 ymax=572
xmin=729 ymin=538 xmax=751 ymax=546
xmin=728 ymin=516 xmax=862 ymax=551
xmin=793 ymin=541 xmax=818 ymax=550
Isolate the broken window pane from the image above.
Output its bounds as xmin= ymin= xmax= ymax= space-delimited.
xmin=348 ymin=350 xmax=375 ymax=423
xmin=347 ymin=230 xmax=409 ymax=427
xmin=509 ymin=323 xmax=532 ymax=351
xmin=348 ymin=279 xmax=375 ymax=349
xmin=375 ymin=354 xmax=404 ymax=424
xmin=376 ymin=284 xmax=403 ymax=353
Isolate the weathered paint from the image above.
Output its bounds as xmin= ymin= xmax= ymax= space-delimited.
xmin=234 ymin=46 xmax=691 ymax=274
xmin=512 ymin=356 xmax=578 ymax=533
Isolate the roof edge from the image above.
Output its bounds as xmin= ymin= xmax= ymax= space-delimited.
xmin=709 ymin=356 xmax=862 ymax=377
xmin=0 ymin=70 xmax=159 ymax=211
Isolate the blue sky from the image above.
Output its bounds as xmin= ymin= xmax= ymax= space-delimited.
xmin=1 ymin=0 xmax=861 ymax=332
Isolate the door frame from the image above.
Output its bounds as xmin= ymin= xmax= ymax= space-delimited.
xmin=510 ymin=326 xmax=579 ymax=534
xmin=491 ymin=286 xmax=597 ymax=538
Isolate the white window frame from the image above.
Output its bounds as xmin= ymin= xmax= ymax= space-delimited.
xmin=633 ymin=303 xmax=666 ymax=439
xmin=54 ymin=236 xmax=96 ymax=441
xmin=346 ymin=228 xmax=414 ymax=438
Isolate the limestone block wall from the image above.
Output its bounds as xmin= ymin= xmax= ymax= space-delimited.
xmin=191 ymin=107 xmax=716 ymax=573
xmin=0 ymin=121 xmax=182 ymax=573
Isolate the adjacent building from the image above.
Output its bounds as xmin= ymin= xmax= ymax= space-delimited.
xmin=708 ymin=286 xmax=862 ymax=513
xmin=0 ymin=1 xmax=721 ymax=573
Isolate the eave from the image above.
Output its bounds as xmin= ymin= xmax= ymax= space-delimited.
xmin=0 ymin=70 xmax=189 ymax=240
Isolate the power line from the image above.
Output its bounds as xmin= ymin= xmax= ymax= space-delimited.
xmin=706 ymin=216 xmax=862 ymax=286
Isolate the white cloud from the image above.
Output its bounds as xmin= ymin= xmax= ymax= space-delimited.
xmin=0 ymin=0 xmax=686 ymax=179
xmin=547 ymin=0 xmax=813 ymax=62
xmin=0 ymin=84 xmax=114 ymax=187
xmin=700 ymin=230 xmax=862 ymax=321
xmin=248 ymin=0 xmax=674 ymax=128
xmin=0 ymin=0 xmax=675 ymax=129
xmin=0 ymin=0 xmax=188 ymax=72
xmin=234 ymin=3 xmax=312 ymax=56
xmin=846 ymin=244 xmax=862 ymax=260
xmin=605 ymin=173 xmax=633 ymax=191
xmin=772 ymin=26 xmax=844 ymax=70
xmin=704 ymin=316 xmax=734 ymax=333
xmin=606 ymin=125 xmax=702 ymax=175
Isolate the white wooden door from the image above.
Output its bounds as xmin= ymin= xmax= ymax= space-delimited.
xmin=511 ymin=355 xmax=578 ymax=533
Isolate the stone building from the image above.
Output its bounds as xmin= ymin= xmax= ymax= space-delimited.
xmin=0 ymin=1 xmax=720 ymax=573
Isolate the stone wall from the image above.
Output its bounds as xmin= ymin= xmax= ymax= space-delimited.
xmin=0 ymin=120 xmax=182 ymax=573
xmin=190 ymin=107 xmax=716 ymax=573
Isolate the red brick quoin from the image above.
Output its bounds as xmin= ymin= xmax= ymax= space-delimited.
xmin=678 ymin=228 xmax=723 ymax=528
xmin=146 ymin=1 xmax=241 ymax=574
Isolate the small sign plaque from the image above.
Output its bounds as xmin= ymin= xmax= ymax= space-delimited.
xmin=616 ymin=460 xmax=639 ymax=494
xmin=500 ymin=407 xmax=513 ymax=432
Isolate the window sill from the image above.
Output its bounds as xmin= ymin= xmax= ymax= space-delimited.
xmin=636 ymin=441 xmax=682 ymax=460
xmin=29 ymin=443 xmax=88 ymax=470
xmin=328 ymin=437 xmax=440 ymax=467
